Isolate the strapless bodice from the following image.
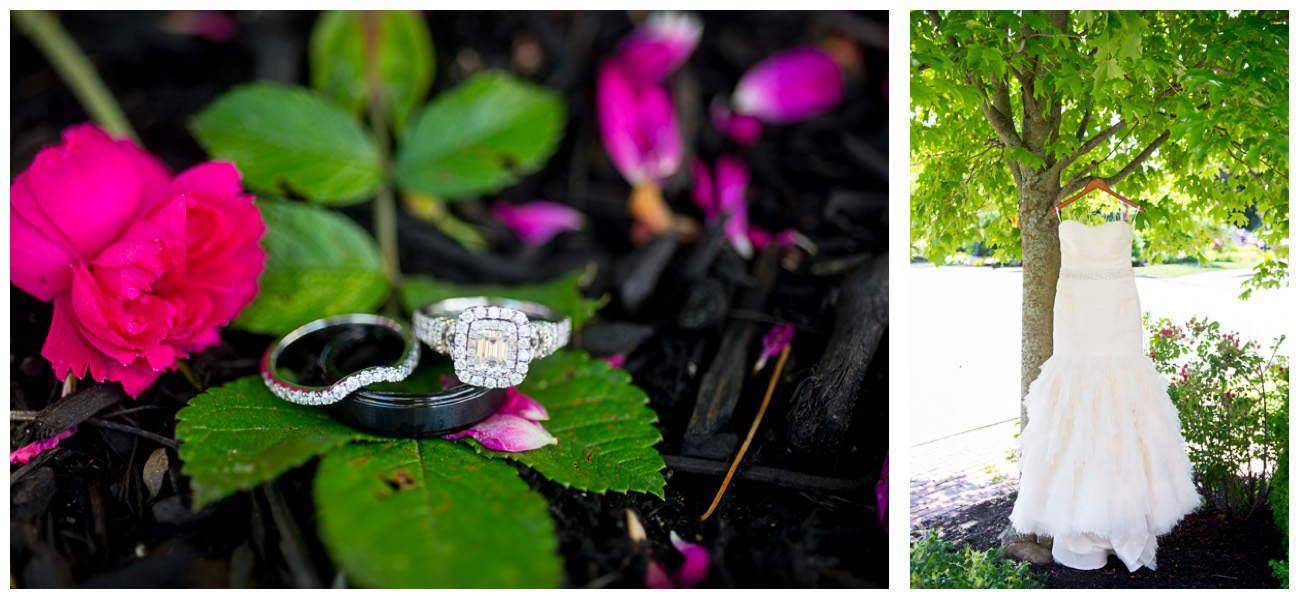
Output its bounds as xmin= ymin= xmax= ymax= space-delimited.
xmin=1053 ymin=220 xmax=1141 ymax=356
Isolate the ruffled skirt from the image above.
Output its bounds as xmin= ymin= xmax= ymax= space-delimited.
xmin=1009 ymin=354 xmax=1201 ymax=572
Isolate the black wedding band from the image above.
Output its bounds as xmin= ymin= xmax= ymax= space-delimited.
xmin=319 ymin=328 xmax=507 ymax=436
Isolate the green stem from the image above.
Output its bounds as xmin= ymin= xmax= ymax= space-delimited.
xmin=14 ymin=10 xmax=137 ymax=141
xmin=362 ymin=11 xmax=402 ymax=313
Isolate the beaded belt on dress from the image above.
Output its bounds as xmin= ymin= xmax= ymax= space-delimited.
xmin=1059 ymin=267 xmax=1132 ymax=280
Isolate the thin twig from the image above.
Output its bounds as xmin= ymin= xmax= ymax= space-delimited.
xmin=13 ymin=10 xmax=137 ymax=140
xmin=9 ymin=412 xmax=179 ymax=450
xmin=701 ymin=343 xmax=791 ymax=521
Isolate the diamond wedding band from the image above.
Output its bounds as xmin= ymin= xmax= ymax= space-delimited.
xmin=261 ymin=314 xmax=420 ymax=405
xmin=413 ymin=298 xmax=571 ymax=388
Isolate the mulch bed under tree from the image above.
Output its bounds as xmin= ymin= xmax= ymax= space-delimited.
xmin=916 ymin=493 xmax=1285 ymax=589
xmin=11 ymin=11 xmax=888 ymax=588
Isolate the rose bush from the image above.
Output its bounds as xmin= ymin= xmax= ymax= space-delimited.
xmin=10 ymin=124 xmax=265 ymax=397
xmin=1146 ymin=314 xmax=1288 ymax=516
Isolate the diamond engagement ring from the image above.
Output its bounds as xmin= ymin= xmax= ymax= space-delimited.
xmin=413 ymin=298 xmax=571 ymax=388
xmin=261 ymin=314 xmax=420 ymax=405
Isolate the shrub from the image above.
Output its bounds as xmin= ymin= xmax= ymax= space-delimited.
xmin=910 ymin=530 xmax=1046 ymax=589
xmin=1271 ymin=559 xmax=1289 ymax=589
xmin=1146 ymin=315 xmax=1289 ymax=517
xmin=1270 ymin=389 xmax=1289 ymax=547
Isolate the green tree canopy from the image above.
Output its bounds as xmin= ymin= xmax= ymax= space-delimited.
xmin=911 ymin=10 xmax=1289 ymax=298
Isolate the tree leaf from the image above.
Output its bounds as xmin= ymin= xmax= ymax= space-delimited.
xmin=395 ymin=71 xmax=565 ymax=200
xmin=309 ymin=10 xmax=435 ymax=135
xmin=192 ymin=83 xmax=382 ymax=205
xmin=175 ymin=376 xmax=377 ymax=508
xmin=455 ymin=350 xmax=667 ymax=499
xmin=315 ymin=440 xmax=561 ymax=588
xmin=399 ymin=270 xmax=604 ymax=327
xmin=235 ymin=199 xmax=390 ymax=335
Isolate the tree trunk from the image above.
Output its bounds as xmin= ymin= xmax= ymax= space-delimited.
xmin=1016 ymin=172 xmax=1062 ymax=433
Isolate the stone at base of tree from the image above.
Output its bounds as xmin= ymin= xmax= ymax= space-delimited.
xmin=999 ymin=523 xmax=1054 ymax=565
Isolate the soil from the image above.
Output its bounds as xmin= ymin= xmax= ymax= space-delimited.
xmin=916 ymin=493 xmax=1286 ymax=589
xmin=10 ymin=11 xmax=888 ymax=588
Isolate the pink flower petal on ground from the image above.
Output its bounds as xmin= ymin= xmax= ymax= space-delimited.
xmin=714 ymin=156 xmax=752 ymax=259
xmin=501 ymin=387 xmax=550 ymax=421
xmin=733 ymin=47 xmax=844 ymax=124
xmin=877 ymin=453 xmax=889 ymax=531
xmin=164 ymin=10 xmax=240 ymax=44
xmin=601 ymin=354 xmax=627 ymax=369
xmin=747 ymin=227 xmax=800 ymax=250
xmin=710 ymin=99 xmax=764 ymax=146
xmin=443 ymin=412 xmax=558 ymax=452
xmin=10 ymin=426 xmax=77 ymax=465
xmin=492 ymin=200 xmax=584 ymax=247
xmin=612 ymin=12 xmax=702 ymax=83
xmin=645 ymin=532 xmax=710 ymax=589
xmin=752 ymin=322 xmax=794 ymax=374
xmin=689 ymin=158 xmax=716 ymax=219
xmin=597 ymin=64 xmax=682 ymax=186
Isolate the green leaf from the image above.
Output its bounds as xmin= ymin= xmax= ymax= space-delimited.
xmin=235 ymin=199 xmax=390 ymax=335
xmin=456 ymin=350 xmax=667 ymax=498
xmin=315 ymin=440 xmax=561 ymax=588
xmin=1008 ymin=147 xmax=1046 ymax=171
xmin=175 ymin=376 xmax=377 ymax=508
xmin=399 ymin=270 xmax=604 ymax=328
xmin=192 ymin=83 xmax=382 ymax=205
xmin=395 ymin=71 xmax=565 ymax=199
xmin=310 ymin=10 xmax=435 ymax=135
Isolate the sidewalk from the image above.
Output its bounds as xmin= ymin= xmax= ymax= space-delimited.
xmin=909 ymin=419 xmax=1020 ymax=529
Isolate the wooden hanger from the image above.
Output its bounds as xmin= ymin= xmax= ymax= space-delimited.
xmin=1047 ymin=178 xmax=1145 ymax=217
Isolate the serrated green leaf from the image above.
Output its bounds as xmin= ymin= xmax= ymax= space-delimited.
xmin=310 ymin=10 xmax=435 ymax=135
xmin=235 ymin=199 xmax=390 ymax=335
xmin=457 ymin=350 xmax=666 ymax=498
xmin=1008 ymin=147 xmax=1046 ymax=171
xmin=175 ymin=376 xmax=377 ymax=508
xmin=315 ymin=440 xmax=560 ymax=588
xmin=395 ymin=71 xmax=565 ymax=199
xmin=192 ymin=83 xmax=382 ymax=205
xmin=399 ymin=270 xmax=604 ymax=328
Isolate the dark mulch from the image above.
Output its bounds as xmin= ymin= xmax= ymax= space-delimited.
xmin=11 ymin=10 xmax=887 ymax=588
xmin=917 ymin=493 xmax=1286 ymax=589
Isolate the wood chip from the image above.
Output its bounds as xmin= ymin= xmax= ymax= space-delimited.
xmin=143 ymin=447 xmax=170 ymax=500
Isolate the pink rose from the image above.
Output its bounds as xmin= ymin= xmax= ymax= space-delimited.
xmin=10 ymin=124 xmax=265 ymax=397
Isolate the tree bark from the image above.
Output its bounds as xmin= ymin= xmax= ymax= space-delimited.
xmin=1016 ymin=173 xmax=1062 ymax=432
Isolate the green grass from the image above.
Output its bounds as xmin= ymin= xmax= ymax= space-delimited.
xmin=1135 ymin=261 xmax=1260 ymax=278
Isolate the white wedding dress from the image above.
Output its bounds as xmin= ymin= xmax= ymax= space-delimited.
xmin=1009 ymin=219 xmax=1201 ymax=572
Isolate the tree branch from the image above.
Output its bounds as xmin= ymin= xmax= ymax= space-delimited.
xmin=982 ymin=75 xmax=1024 ymax=149
xmin=1057 ymin=130 xmax=1171 ymax=201
xmin=1051 ymin=119 xmax=1128 ymax=179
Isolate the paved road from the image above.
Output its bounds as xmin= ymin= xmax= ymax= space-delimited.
xmin=909 ymin=263 xmax=1291 ymax=445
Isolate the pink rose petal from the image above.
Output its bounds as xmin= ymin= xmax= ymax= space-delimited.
xmin=752 ymin=322 xmax=794 ymax=373
xmin=10 ymin=426 xmax=78 ymax=465
xmin=10 ymin=200 xmax=78 ymax=302
xmin=500 ymin=387 xmax=550 ymax=421
xmin=601 ymin=354 xmax=627 ymax=369
xmin=26 ymin=124 xmax=144 ymax=258
xmin=877 ymin=453 xmax=889 ymax=531
xmin=733 ymin=47 xmax=844 ymax=124
xmin=689 ymin=158 xmax=716 ymax=219
xmin=710 ymin=99 xmax=764 ymax=146
xmin=443 ymin=412 xmax=558 ymax=452
xmin=492 ymin=200 xmax=584 ymax=247
xmin=645 ymin=532 xmax=710 ymax=589
xmin=747 ymin=226 xmax=802 ymax=250
xmin=612 ymin=12 xmax=702 ymax=83
xmin=714 ymin=156 xmax=752 ymax=259
xmin=597 ymin=64 xmax=682 ymax=186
